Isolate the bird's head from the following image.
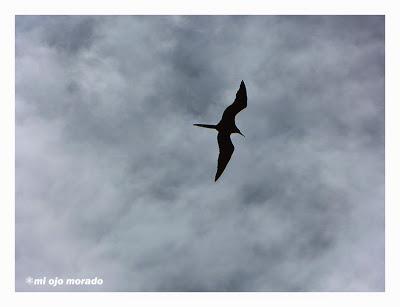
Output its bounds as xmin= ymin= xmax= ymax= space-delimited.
xmin=235 ymin=127 xmax=245 ymax=137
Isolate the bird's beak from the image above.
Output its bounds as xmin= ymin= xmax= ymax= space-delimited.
xmin=239 ymin=132 xmax=245 ymax=138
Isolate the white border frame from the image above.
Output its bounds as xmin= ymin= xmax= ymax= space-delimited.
xmin=1 ymin=0 xmax=398 ymax=306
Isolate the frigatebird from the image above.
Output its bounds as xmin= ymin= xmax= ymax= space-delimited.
xmin=194 ymin=80 xmax=247 ymax=181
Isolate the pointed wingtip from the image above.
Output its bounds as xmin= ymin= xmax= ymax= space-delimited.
xmin=214 ymin=174 xmax=220 ymax=182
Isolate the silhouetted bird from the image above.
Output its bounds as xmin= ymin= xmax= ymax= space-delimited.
xmin=194 ymin=80 xmax=247 ymax=181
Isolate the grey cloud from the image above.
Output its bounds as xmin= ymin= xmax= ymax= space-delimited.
xmin=16 ymin=16 xmax=98 ymax=53
xmin=16 ymin=16 xmax=384 ymax=291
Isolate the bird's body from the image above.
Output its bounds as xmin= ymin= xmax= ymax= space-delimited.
xmin=194 ymin=80 xmax=247 ymax=181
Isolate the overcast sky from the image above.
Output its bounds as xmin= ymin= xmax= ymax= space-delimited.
xmin=15 ymin=16 xmax=384 ymax=291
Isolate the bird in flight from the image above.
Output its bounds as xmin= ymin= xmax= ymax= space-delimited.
xmin=194 ymin=80 xmax=247 ymax=181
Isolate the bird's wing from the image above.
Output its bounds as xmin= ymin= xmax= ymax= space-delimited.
xmin=215 ymin=132 xmax=235 ymax=181
xmin=221 ymin=80 xmax=247 ymax=122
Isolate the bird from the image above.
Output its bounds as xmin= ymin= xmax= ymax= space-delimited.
xmin=194 ymin=80 xmax=247 ymax=181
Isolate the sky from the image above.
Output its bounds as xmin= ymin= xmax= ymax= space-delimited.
xmin=15 ymin=16 xmax=384 ymax=291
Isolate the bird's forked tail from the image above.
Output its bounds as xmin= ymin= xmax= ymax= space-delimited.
xmin=193 ymin=124 xmax=217 ymax=129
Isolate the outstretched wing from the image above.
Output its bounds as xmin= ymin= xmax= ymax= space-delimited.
xmin=220 ymin=80 xmax=247 ymax=123
xmin=215 ymin=132 xmax=235 ymax=181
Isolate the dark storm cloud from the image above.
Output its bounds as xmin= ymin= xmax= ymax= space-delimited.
xmin=15 ymin=16 xmax=384 ymax=291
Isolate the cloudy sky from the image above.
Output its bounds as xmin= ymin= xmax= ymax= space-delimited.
xmin=15 ymin=16 xmax=384 ymax=291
